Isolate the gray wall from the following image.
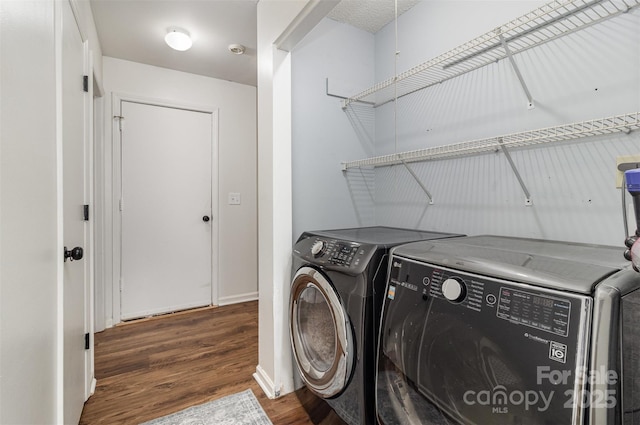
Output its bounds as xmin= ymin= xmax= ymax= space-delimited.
xmin=372 ymin=0 xmax=640 ymax=245
xmin=292 ymin=1 xmax=640 ymax=246
xmin=292 ymin=18 xmax=376 ymax=240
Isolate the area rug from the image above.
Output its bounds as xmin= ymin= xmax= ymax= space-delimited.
xmin=140 ymin=389 xmax=273 ymax=425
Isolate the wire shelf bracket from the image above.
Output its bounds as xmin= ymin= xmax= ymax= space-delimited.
xmin=498 ymin=32 xmax=535 ymax=110
xmin=401 ymin=160 xmax=435 ymax=204
xmin=498 ymin=138 xmax=533 ymax=205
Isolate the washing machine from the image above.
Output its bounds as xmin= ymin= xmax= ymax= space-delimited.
xmin=289 ymin=226 xmax=464 ymax=425
xmin=376 ymin=235 xmax=640 ymax=425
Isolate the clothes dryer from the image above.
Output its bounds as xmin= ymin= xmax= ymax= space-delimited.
xmin=290 ymin=226 xmax=464 ymax=425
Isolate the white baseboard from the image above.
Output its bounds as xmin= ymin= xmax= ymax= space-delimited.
xmin=253 ymin=364 xmax=281 ymax=399
xmin=218 ymin=291 xmax=258 ymax=306
xmin=121 ymin=300 xmax=211 ymax=321
xmin=90 ymin=378 xmax=97 ymax=396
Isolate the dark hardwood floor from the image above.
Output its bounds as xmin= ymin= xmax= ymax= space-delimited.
xmin=79 ymin=301 xmax=323 ymax=424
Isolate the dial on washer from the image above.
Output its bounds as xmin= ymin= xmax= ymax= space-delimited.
xmin=441 ymin=277 xmax=466 ymax=302
xmin=311 ymin=240 xmax=326 ymax=257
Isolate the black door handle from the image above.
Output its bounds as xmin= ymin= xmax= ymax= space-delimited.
xmin=64 ymin=246 xmax=84 ymax=262
xmin=203 ymin=216 xmax=210 ymax=222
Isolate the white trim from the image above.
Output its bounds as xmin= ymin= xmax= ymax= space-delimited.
xmin=210 ymin=109 xmax=220 ymax=307
xmin=89 ymin=378 xmax=97 ymax=396
xmin=274 ymin=0 xmax=340 ymax=52
xmin=253 ymin=365 xmax=279 ymax=399
xmin=93 ymin=72 xmax=104 ymax=98
xmin=111 ymin=93 xmax=122 ymax=324
xmin=217 ymin=292 xmax=259 ymax=306
xmin=83 ymin=41 xmax=95 ymax=402
xmin=121 ymin=301 xmax=213 ymax=322
xmin=110 ymin=92 xmax=220 ymax=323
xmin=54 ymin=1 xmax=65 ymax=421
xmin=93 ymin=95 xmax=106 ymax=332
xmin=67 ymin=0 xmax=87 ymax=42
xmin=112 ymin=92 xmax=217 ymax=115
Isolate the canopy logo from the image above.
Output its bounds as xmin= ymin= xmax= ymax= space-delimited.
xmin=463 ymin=366 xmax=619 ymax=414
xmin=463 ymin=386 xmax=553 ymax=413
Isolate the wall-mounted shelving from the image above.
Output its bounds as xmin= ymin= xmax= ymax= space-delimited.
xmin=341 ymin=0 xmax=639 ymax=109
xmin=342 ymin=112 xmax=640 ymax=170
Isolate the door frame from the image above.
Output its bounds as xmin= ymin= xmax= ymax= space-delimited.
xmin=84 ymin=50 xmax=102 ymax=400
xmin=110 ymin=93 xmax=220 ymax=323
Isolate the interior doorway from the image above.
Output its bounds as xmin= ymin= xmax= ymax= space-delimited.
xmin=114 ymin=97 xmax=219 ymax=320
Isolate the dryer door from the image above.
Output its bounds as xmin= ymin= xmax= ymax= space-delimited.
xmin=290 ymin=266 xmax=354 ymax=398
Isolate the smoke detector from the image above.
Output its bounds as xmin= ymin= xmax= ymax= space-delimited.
xmin=228 ymin=44 xmax=245 ymax=55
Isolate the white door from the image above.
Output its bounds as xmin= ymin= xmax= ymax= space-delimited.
xmin=120 ymin=101 xmax=214 ymax=320
xmin=61 ymin=0 xmax=88 ymax=423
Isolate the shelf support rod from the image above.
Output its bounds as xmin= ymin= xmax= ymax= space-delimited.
xmin=400 ymin=159 xmax=435 ymax=205
xmin=498 ymin=138 xmax=532 ymax=206
xmin=498 ymin=32 xmax=535 ymax=110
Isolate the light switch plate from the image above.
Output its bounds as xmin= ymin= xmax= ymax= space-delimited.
xmin=228 ymin=192 xmax=241 ymax=205
xmin=616 ymin=155 xmax=640 ymax=188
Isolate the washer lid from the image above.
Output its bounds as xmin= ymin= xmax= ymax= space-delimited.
xmin=393 ymin=235 xmax=629 ymax=294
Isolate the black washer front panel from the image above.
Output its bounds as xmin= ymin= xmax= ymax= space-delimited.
xmin=377 ymin=256 xmax=592 ymax=425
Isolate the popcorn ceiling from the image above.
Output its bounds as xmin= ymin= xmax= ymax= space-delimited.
xmin=327 ymin=0 xmax=421 ymax=34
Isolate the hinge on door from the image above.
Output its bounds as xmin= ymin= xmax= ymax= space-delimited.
xmin=83 ymin=75 xmax=89 ymax=93
xmin=114 ymin=116 xmax=124 ymax=132
xmin=84 ymin=333 xmax=90 ymax=350
xmin=83 ymin=204 xmax=90 ymax=221
xmin=119 ymin=199 xmax=123 ymax=212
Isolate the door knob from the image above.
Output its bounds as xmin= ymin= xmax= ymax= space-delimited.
xmin=64 ymin=246 xmax=84 ymax=262
xmin=202 ymin=215 xmax=210 ymax=222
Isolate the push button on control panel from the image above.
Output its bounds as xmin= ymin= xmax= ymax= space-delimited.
xmin=329 ymin=243 xmax=358 ymax=266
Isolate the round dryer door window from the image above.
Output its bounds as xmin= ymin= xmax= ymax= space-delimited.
xmin=289 ymin=267 xmax=353 ymax=398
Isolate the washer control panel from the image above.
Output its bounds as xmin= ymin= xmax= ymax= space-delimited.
xmin=496 ymin=287 xmax=572 ymax=337
xmin=387 ymin=255 xmax=584 ymax=338
xmin=313 ymin=238 xmax=360 ymax=267
xmin=327 ymin=241 xmax=359 ymax=266
xmin=293 ymin=236 xmax=375 ymax=271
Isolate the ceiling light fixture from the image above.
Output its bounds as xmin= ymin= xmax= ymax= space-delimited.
xmin=165 ymin=28 xmax=192 ymax=51
xmin=228 ymin=44 xmax=246 ymax=55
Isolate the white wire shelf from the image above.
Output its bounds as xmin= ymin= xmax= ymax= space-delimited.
xmin=341 ymin=112 xmax=640 ymax=169
xmin=342 ymin=0 xmax=639 ymax=108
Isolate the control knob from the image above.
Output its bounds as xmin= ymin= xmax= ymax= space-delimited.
xmin=441 ymin=277 xmax=466 ymax=302
xmin=311 ymin=240 xmax=326 ymax=257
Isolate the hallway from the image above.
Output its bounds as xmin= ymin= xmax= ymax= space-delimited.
xmin=80 ymin=302 xmax=314 ymax=424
